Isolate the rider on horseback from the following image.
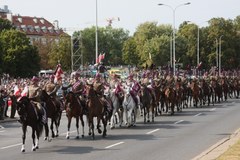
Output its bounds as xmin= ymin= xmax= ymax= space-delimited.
xmin=43 ymin=75 xmax=63 ymax=111
xmin=93 ymin=73 xmax=112 ymax=114
xmin=109 ymin=74 xmax=124 ymax=105
xmin=127 ymin=73 xmax=141 ymax=108
xmin=141 ymin=70 xmax=156 ymax=102
xmin=27 ymin=76 xmax=46 ymax=124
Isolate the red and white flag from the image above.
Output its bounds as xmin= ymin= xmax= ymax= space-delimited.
xmin=54 ymin=64 xmax=63 ymax=83
xmin=99 ymin=53 xmax=105 ymax=62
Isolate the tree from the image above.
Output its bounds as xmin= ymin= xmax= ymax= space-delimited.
xmin=0 ymin=19 xmax=14 ymax=32
xmin=122 ymin=37 xmax=139 ymax=65
xmin=48 ymin=35 xmax=71 ymax=71
xmin=0 ymin=29 xmax=40 ymax=77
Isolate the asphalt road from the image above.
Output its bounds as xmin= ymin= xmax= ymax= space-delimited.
xmin=0 ymin=98 xmax=240 ymax=160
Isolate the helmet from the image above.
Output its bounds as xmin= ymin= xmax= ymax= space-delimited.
xmin=32 ymin=76 xmax=39 ymax=82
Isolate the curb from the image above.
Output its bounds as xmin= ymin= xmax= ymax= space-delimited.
xmin=192 ymin=128 xmax=240 ymax=160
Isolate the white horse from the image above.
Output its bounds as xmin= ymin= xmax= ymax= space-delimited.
xmin=122 ymin=86 xmax=137 ymax=127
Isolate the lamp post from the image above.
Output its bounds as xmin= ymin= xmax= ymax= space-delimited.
xmin=158 ymin=2 xmax=191 ymax=76
xmin=95 ymin=0 xmax=98 ymax=64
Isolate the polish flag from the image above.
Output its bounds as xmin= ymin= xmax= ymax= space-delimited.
xmin=21 ymin=86 xmax=28 ymax=97
xmin=54 ymin=64 xmax=63 ymax=83
xmin=14 ymin=85 xmax=21 ymax=97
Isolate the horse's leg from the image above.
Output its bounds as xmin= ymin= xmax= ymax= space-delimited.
xmin=143 ymin=106 xmax=146 ymax=123
xmin=66 ymin=116 xmax=72 ymax=139
xmin=50 ymin=118 xmax=56 ymax=139
xmin=147 ymin=105 xmax=150 ymax=123
xmin=97 ymin=116 xmax=102 ymax=134
xmin=118 ymin=109 xmax=123 ymax=127
xmin=88 ymin=116 xmax=95 ymax=140
xmin=102 ymin=116 xmax=107 ymax=137
xmin=21 ymin=124 xmax=27 ymax=152
xmin=80 ymin=115 xmax=85 ymax=138
xmin=31 ymin=127 xmax=36 ymax=151
xmin=151 ymin=104 xmax=155 ymax=122
xmin=110 ymin=108 xmax=116 ymax=129
xmin=43 ymin=121 xmax=50 ymax=141
xmin=75 ymin=116 xmax=80 ymax=139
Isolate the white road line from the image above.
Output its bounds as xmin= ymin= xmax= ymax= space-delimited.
xmin=105 ymin=142 xmax=124 ymax=149
xmin=146 ymin=129 xmax=160 ymax=135
xmin=210 ymin=108 xmax=216 ymax=111
xmin=0 ymin=130 xmax=6 ymax=133
xmin=0 ymin=125 xmax=4 ymax=129
xmin=174 ymin=120 xmax=184 ymax=124
xmin=194 ymin=113 xmax=202 ymax=117
xmin=60 ymin=130 xmax=76 ymax=136
xmin=0 ymin=143 xmax=22 ymax=150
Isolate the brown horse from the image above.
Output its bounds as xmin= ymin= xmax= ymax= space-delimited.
xmin=164 ymin=85 xmax=176 ymax=115
xmin=16 ymin=96 xmax=44 ymax=152
xmin=190 ymin=80 xmax=201 ymax=107
xmin=40 ymin=90 xmax=62 ymax=139
xmin=64 ymin=91 xmax=85 ymax=139
xmin=140 ymin=85 xmax=154 ymax=123
xmin=85 ymin=84 xmax=108 ymax=139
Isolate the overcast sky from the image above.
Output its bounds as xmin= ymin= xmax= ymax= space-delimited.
xmin=1 ymin=0 xmax=239 ymax=35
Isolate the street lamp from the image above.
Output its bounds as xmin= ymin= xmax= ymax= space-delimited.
xmin=95 ymin=0 xmax=98 ymax=64
xmin=158 ymin=2 xmax=191 ymax=76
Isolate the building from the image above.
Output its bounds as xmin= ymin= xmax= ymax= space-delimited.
xmin=0 ymin=5 xmax=68 ymax=44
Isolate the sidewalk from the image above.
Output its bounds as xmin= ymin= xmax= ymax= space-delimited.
xmin=192 ymin=128 xmax=240 ymax=160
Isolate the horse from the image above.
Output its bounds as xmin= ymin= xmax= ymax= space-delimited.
xmin=200 ymin=79 xmax=214 ymax=106
xmin=40 ymin=90 xmax=62 ymax=140
xmin=164 ymin=85 xmax=176 ymax=115
xmin=190 ymin=79 xmax=201 ymax=107
xmin=122 ymin=86 xmax=137 ymax=127
xmin=105 ymin=87 xmax=123 ymax=129
xmin=140 ymin=85 xmax=154 ymax=123
xmin=16 ymin=96 xmax=44 ymax=152
xmin=64 ymin=91 xmax=85 ymax=139
xmin=85 ymin=84 xmax=108 ymax=139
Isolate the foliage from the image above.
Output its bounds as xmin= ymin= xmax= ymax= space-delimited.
xmin=0 ymin=29 xmax=40 ymax=77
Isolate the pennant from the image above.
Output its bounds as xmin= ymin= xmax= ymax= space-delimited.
xmin=54 ymin=64 xmax=63 ymax=83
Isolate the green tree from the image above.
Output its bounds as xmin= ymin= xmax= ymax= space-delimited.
xmin=48 ymin=35 xmax=71 ymax=71
xmin=122 ymin=37 xmax=139 ymax=65
xmin=0 ymin=29 xmax=40 ymax=77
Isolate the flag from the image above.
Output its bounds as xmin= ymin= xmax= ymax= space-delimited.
xmin=21 ymin=86 xmax=28 ymax=97
xmin=54 ymin=64 xmax=63 ymax=83
xmin=14 ymin=85 xmax=21 ymax=97
xmin=99 ymin=53 xmax=105 ymax=62
xmin=197 ymin=62 xmax=202 ymax=69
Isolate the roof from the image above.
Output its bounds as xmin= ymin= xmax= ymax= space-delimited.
xmin=12 ymin=15 xmax=65 ymax=36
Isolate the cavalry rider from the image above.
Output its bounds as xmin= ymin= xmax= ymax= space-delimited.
xmin=127 ymin=73 xmax=141 ymax=109
xmin=109 ymin=74 xmax=124 ymax=105
xmin=93 ymin=73 xmax=112 ymax=114
xmin=27 ymin=76 xmax=46 ymax=124
xmin=65 ymin=72 xmax=88 ymax=114
xmin=43 ymin=75 xmax=63 ymax=111
xmin=141 ymin=70 xmax=156 ymax=102
xmin=97 ymin=62 xmax=107 ymax=82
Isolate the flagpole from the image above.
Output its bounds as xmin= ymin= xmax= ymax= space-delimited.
xmin=95 ymin=0 xmax=98 ymax=64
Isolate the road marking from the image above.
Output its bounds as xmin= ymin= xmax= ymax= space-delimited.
xmin=105 ymin=142 xmax=124 ymax=149
xmin=0 ymin=130 xmax=6 ymax=133
xmin=0 ymin=143 xmax=22 ymax=150
xmin=146 ymin=129 xmax=160 ymax=134
xmin=174 ymin=120 xmax=184 ymax=124
xmin=210 ymin=108 xmax=216 ymax=111
xmin=0 ymin=125 xmax=4 ymax=129
xmin=194 ymin=113 xmax=202 ymax=117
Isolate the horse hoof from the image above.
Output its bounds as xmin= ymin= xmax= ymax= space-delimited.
xmin=66 ymin=136 xmax=70 ymax=139
xmin=21 ymin=149 xmax=25 ymax=152
xmin=98 ymin=130 xmax=102 ymax=134
xmin=110 ymin=126 xmax=115 ymax=129
xmin=35 ymin=146 xmax=39 ymax=149
xmin=76 ymin=136 xmax=79 ymax=139
xmin=88 ymin=132 xmax=92 ymax=136
xmin=82 ymin=135 xmax=84 ymax=138
xmin=55 ymin=134 xmax=59 ymax=137
xmin=32 ymin=148 xmax=36 ymax=151
xmin=44 ymin=137 xmax=47 ymax=141
xmin=147 ymin=120 xmax=150 ymax=123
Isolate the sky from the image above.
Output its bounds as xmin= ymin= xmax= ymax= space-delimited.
xmin=0 ymin=0 xmax=240 ymax=35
